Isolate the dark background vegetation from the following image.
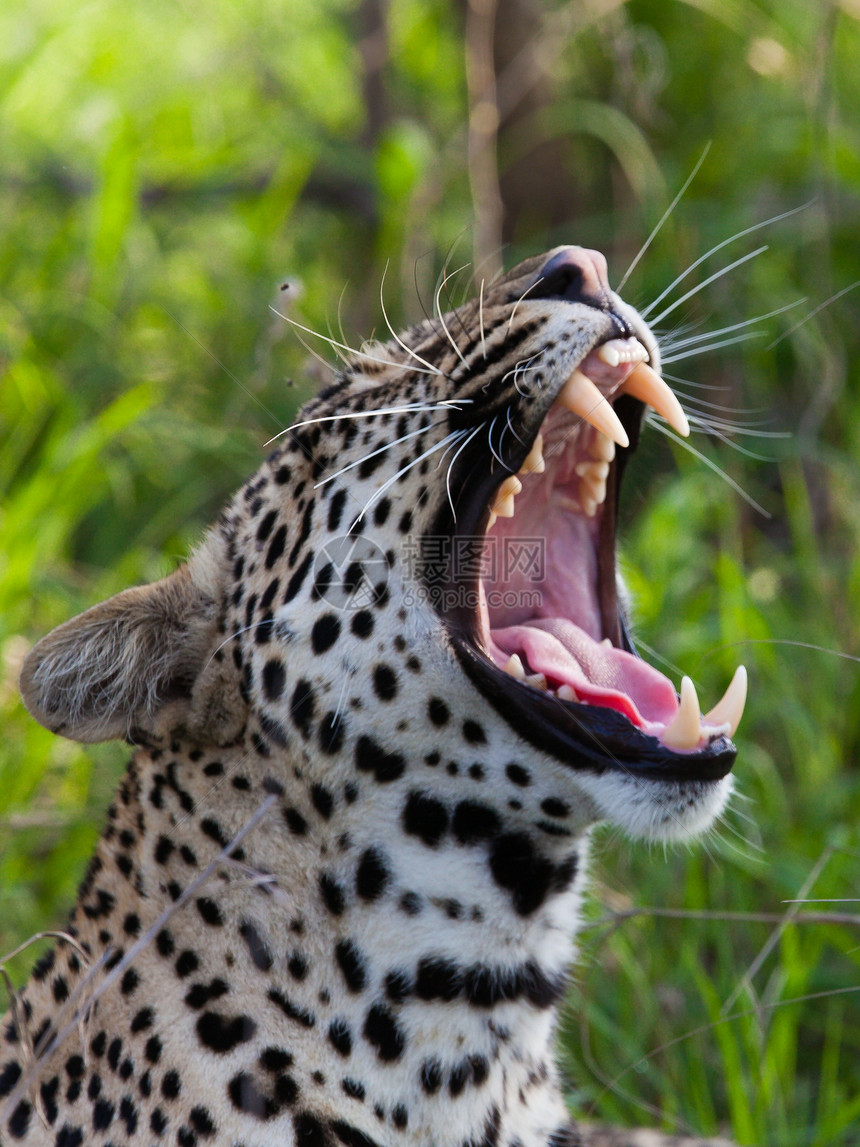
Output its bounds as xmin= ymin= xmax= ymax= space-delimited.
xmin=1 ymin=1 xmax=858 ymax=1143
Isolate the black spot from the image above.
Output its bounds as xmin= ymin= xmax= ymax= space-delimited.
xmin=0 ymin=1061 xmax=21 ymax=1098
xmin=265 ymin=524 xmax=288 ymax=569
xmin=372 ymin=665 xmax=397 ymax=702
xmin=402 ymin=791 xmax=449 ymax=847
xmin=384 ymin=969 xmax=412 ymax=1003
xmin=189 ymin=1106 xmax=216 ymax=1137
xmin=284 ymin=552 xmax=313 ymax=602
xmin=355 ymin=736 xmax=405 ymax=784
xmin=420 ymin=1058 xmax=442 ymax=1094
xmin=131 ymin=1006 xmax=154 ymax=1032
xmin=452 ymin=801 xmax=501 ymax=844
xmin=52 ymin=976 xmax=69 ymax=1003
xmin=154 ymin=835 xmax=174 ymax=864
xmin=319 ymin=873 xmax=346 ymax=915
xmin=290 ymin=679 xmax=316 ymax=739
xmin=240 ymin=921 xmax=273 ymax=971
xmin=7 ymin=1099 xmax=31 ymax=1138
xmin=256 ymin=509 xmax=278 ymax=545
xmin=311 ymin=783 xmax=334 ymax=819
xmin=449 ymin=1059 xmax=469 ymax=1097
xmin=262 ymin=659 xmax=287 ymax=702
xmin=268 ymin=989 xmax=316 ymax=1028
xmin=356 ymin=848 xmax=389 ymax=901
xmin=335 ymin=940 xmax=367 ymax=992
xmin=196 ymin=1011 xmax=257 ymax=1053
xmin=363 ymin=1004 xmax=405 ymax=1063
xmin=351 ymin=611 xmax=374 ymax=639
xmin=93 ymin=1097 xmax=115 ymax=1130
xmin=260 ymin=1047 xmax=294 ymax=1072
xmin=284 ymin=807 xmax=308 ymax=836
xmin=328 ymin=1018 xmax=352 ymax=1057
xmin=541 ymin=797 xmax=570 ymax=818
xmin=427 ymin=697 xmax=449 ymax=726
xmin=415 ymin=956 xmax=463 ymax=1001
xmin=489 ymin=833 xmax=556 ymax=916
xmin=342 ymin=1078 xmax=365 ymax=1100
xmin=55 ymin=1126 xmax=83 ymax=1147
xmin=288 ymin=952 xmax=309 ymax=980
xmin=196 ymin=898 xmax=224 ymax=927
xmin=39 ymin=1076 xmax=59 ymax=1124
xmin=373 ymin=497 xmax=391 ymax=526
xmin=175 ymin=950 xmax=199 ymax=978
xmin=312 ymin=614 xmax=342 ymax=655
xmin=319 ymin=711 xmax=345 ymax=755
xmin=260 ymin=712 xmax=290 ymax=749
xmin=505 ymin=763 xmax=531 ymax=786
xmin=145 ymin=1035 xmax=162 ymax=1063
xmin=292 ymin=1112 xmax=328 ymax=1147
xmin=462 ymin=719 xmax=486 ymax=745
xmin=228 ymin=1072 xmax=277 ymax=1120
xmin=328 ymin=489 xmax=347 ymax=532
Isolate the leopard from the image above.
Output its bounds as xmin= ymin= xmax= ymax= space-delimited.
xmin=0 ymin=245 xmax=746 ymax=1147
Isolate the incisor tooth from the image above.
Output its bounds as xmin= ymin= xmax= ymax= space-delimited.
xmin=589 ymin=431 xmax=616 ymax=462
xmin=623 ymin=362 xmax=690 ymax=438
xmin=558 ymin=684 xmax=577 ymax=701
xmin=597 ymin=338 xmax=648 ymax=367
xmin=492 ymin=494 xmax=515 ymax=518
xmin=520 ymin=433 xmax=545 ymax=475
xmin=703 ymin=665 xmax=748 ymax=737
xmin=661 ymin=676 xmax=702 ymax=751
xmin=524 ymin=673 xmax=548 ymax=691
xmin=557 ymin=370 xmax=629 ymax=449
xmin=503 ymin=654 xmax=526 ymax=679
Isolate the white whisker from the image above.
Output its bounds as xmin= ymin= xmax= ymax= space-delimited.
xmin=270 ymin=306 xmax=441 ymax=376
xmin=433 ymin=262 xmax=472 ymax=368
xmin=313 ymin=420 xmax=448 ymax=489
xmin=445 ymin=425 xmax=484 ymax=521
xmin=649 ymin=419 xmax=770 ymax=516
xmin=641 ymin=203 xmax=809 ymax=318
xmin=661 ymin=330 xmax=764 ymax=364
xmin=646 ymin=246 xmax=769 ymax=326
xmin=767 ymin=279 xmax=860 ymax=349
xmin=659 ymin=298 xmax=805 ymax=354
xmin=351 ymin=430 xmax=466 ymax=527
xmin=379 ymin=262 xmax=446 ymax=376
xmin=264 ymin=401 xmax=471 ymax=447
xmin=617 ymin=142 xmax=712 ymax=293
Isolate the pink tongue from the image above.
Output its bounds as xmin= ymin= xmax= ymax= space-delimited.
xmin=492 ymin=618 xmax=678 ymax=729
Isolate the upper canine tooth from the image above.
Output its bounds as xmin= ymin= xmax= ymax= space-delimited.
xmin=661 ymin=675 xmax=702 ymax=751
xmin=703 ymin=666 xmax=747 ymax=737
xmin=499 ymin=474 xmax=522 ymax=499
xmin=503 ymin=654 xmax=526 ymax=679
xmin=524 ymin=672 xmax=548 ymax=691
xmin=520 ymin=433 xmax=545 ymax=475
xmin=623 ymin=362 xmax=690 ymax=438
xmin=492 ymin=494 xmax=516 ymax=518
xmin=557 ymin=370 xmax=629 ymax=449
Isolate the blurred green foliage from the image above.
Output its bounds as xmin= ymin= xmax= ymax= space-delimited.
xmin=1 ymin=1 xmax=859 ymax=1143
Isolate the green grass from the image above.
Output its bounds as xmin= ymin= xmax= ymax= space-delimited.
xmin=2 ymin=1 xmax=860 ymax=1143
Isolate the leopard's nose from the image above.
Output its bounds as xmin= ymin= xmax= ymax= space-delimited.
xmin=532 ymin=246 xmax=612 ymax=306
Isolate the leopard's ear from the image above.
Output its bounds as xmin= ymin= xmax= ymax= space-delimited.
xmin=19 ymin=530 xmax=247 ymax=746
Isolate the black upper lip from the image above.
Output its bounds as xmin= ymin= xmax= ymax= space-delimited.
xmin=430 ymin=365 xmax=738 ymax=783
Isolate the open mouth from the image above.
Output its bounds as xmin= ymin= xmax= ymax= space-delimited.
xmin=439 ymin=336 xmax=746 ymax=781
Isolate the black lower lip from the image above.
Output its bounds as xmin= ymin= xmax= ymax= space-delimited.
xmin=449 ymin=632 xmax=737 ymax=782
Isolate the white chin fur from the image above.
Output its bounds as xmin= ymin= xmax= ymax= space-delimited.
xmin=575 ymin=772 xmax=734 ymax=843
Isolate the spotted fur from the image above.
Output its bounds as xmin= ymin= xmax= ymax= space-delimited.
xmin=2 ymin=248 xmax=736 ymax=1147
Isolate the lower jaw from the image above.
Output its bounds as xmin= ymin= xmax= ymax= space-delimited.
xmin=448 ymin=630 xmax=738 ymax=783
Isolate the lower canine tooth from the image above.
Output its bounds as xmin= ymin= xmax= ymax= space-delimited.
xmin=661 ymin=675 xmax=702 ymax=751
xmin=556 ymin=370 xmax=630 ymax=449
xmin=520 ymin=433 xmax=545 ymax=475
xmin=558 ymin=684 xmax=577 ymax=701
xmin=504 ymin=654 xmax=526 ymax=679
xmin=623 ymin=362 xmax=690 ymax=438
xmin=703 ymin=665 xmax=747 ymax=737
xmin=590 ymin=432 xmax=616 ymax=462
xmin=524 ymin=673 xmax=548 ymax=691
